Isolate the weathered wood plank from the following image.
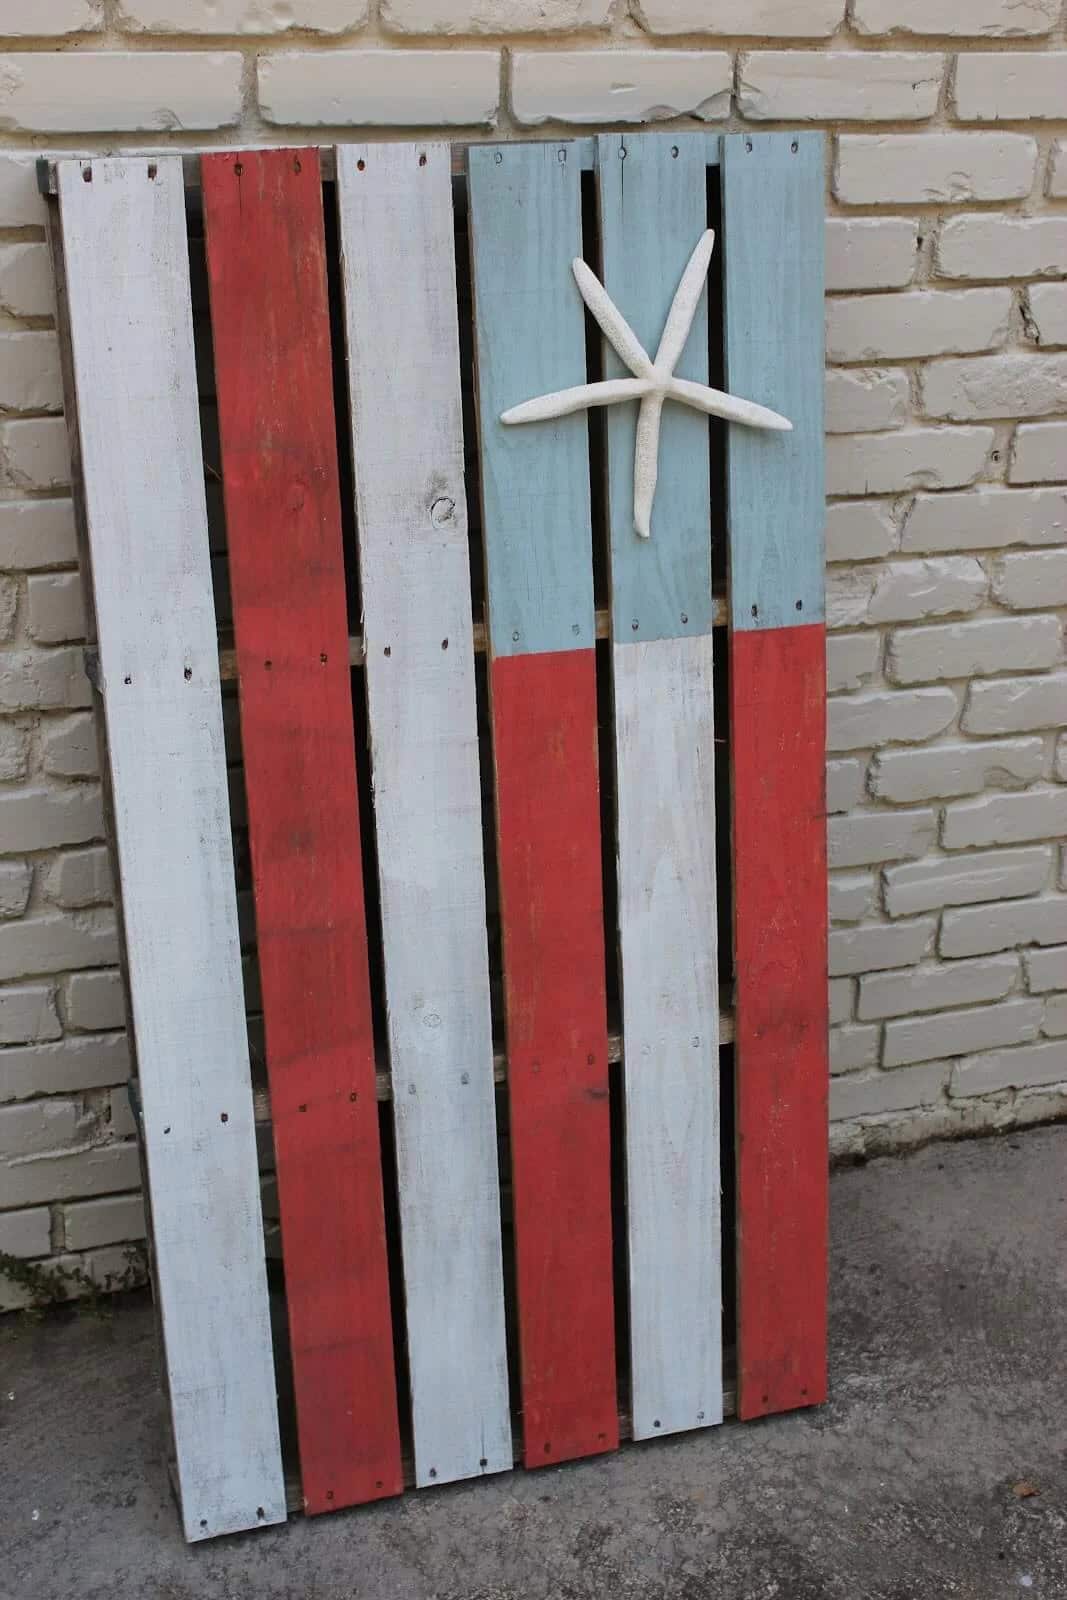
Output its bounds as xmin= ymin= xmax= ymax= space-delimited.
xmin=202 ymin=148 xmax=403 ymax=1513
xmin=336 ymin=141 xmax=511 ymax=1488
xmin=469 ymin=140 xmax=618 ymax=1467
xmin=55 ymin=155 xmax=285 ymax=1542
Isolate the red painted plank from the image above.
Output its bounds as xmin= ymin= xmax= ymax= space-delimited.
xmin=202 ymin=150 xmax=403 ymax=1512
xmin=731 ymin=621 xmax=829 ymax=1421
xmin=490 ymin=649 xmax=618 ymax=1466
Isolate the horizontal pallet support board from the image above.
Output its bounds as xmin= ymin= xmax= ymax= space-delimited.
xmin=47 ymin=130 xmax=826 ymax=1543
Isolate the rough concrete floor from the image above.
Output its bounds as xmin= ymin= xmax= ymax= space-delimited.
xmin=2 ymin=1125 xmax=1066 ymax=1600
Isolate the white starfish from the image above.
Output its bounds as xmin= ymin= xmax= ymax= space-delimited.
xmin=501 ymin=229 xmax=792 ymax=540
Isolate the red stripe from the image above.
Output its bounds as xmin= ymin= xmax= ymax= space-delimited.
xmin=491 ymin=650 xmax=618 ymax=1465
xmin=731 ymin=622 xmax=828 ymax=1420
xmin=202 ymin=150 xmax=403 ymax=1511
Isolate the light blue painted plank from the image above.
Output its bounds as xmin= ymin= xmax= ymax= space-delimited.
xmin=722 ymin=131 xmax=825 ymax=632
xmin=597 ymin=132 xmax=713 ymax=643
xmin=468 ymin=142 xmax=596 ymax=658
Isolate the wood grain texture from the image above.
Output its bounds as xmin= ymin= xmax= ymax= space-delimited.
xmin=467 ymin=141 xmax=596 ymax=659
xmin=201 ymin=149 xmax=402 ymax=1514
xmin=56 ymin=156 xmax=285 ymax=1542
xmin=722 ymin=132 xmax=824 ymax=634
xmin=491 ymin=650 xmax=618 ymax=1467
xmin=336 ymin=142 xmax=511 ymax=1488
xmin=611 ymin=634 xmax=722 ymax=1440
xmin=596 ymin=132 xmax=713 ymax=642
xmin=731 ymin=623 xmax=828 ymax=1420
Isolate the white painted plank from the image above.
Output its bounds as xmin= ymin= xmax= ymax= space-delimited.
xmin=335 ymin=141 xmax=511 ymax=1487
xmin=55 ymin=156 xmax=285 ymax=1540
xmin=613 ymin=633 xmax=722 ymax=1439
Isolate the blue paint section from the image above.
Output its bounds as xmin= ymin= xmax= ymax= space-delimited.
xmin=723 ymin=132 xmax=825 ymax=633
xmin=597 ymin=133 xmax=714 ymax=645
xmin=468 ymin=143 xmax=596 ymax=659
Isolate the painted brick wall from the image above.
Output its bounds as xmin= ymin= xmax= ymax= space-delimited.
xmin=1 ymin=3 xmax=1065 ymax=1305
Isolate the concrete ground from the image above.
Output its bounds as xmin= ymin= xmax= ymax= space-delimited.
xmin=2 ymin=1126 xmax=1065 ymax=1600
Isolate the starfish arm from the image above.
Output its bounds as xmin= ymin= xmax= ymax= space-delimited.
xmin=668 ymin=376 xmax=793 ymax=432
xmin=571 ymin=258 xmax=655 ymax=380
xmin=501 ymin=377 xmax=648 ymax=425
xmin=653 ymin=229 xmax=716 ymax=376
xmin=633 ymin=392 xmax=664 ymax=540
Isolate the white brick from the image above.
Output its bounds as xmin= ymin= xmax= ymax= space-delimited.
xmin=835 ymin=133 xmax=1036 ymax=206
xmin=943 ymin=787 xmax=1067 ymax=849
xmin=0 ymin=499 xmax=77 ymax=569
xmin=0 ymin=243 xmax=55 ymax=320
xmin=886 ymin=615 xmax=1061 ymax=684
xmin=825 ymin=218 xmax=918 ymax=292
xmin=829 ymin=809 xmax=937 ymax=868
xmin=43 ymin=846 xmax=111 ymax=911
xmin=922 ymin=354 xmax=1067 ymax=423
xmin=0 ymin=1031 xmax=127 ymax=1100
xmin=0 ymin=0 xmax=102 ymax=29
xmin=826 ymin=428 xmax=993 ymax=497
xmin=1027 ymin=284 xmax=1067 ymax=349
xmin=825 ymin=368 xmax=907 ymax=434
xmin=901 ymin=486 xmax=1067 ymax=553
xmin=0 ymin=1242 xmax=144 ymax=1312
xmin=0 ymin=154 xmax=47 ymax=226
xmin=884 ymin=845 xmax=1051 ymax=918
xmin=0 ymin=785 xmax=102 ymax=853
xmin=0 ymin=52 xmax=242 ymax=133
xmin=1049 ymin=142 xmax=1067 ymax=199
xmin=511 ymin=51 xmax=731 ymax=126
xmin=41 ymin=714 xmax=99 ymax=779
xmin=829 ymin=916 xmax=935 ymax=976
xmin=0 ymin=332 xmax=62 ymax=415
xmin=0 ymin=649 xmax=90 ymax=712
xmin=108 ymin=1084 xmax=137 ymax=1139
xmin=0 ymin=576 xmax=15 ymax=644
xmin=955 ymin=53 xmax=1067 ymax=122
xmin=858 ymin=953 xmax=1018 ymax=1018
xmin=62 ymin=969 xmax=124 ymax=1033
xmin=940 ymin=895 xmax=1067 ymax=958
xmin=992 ymin=550 xmax=1067 ymax=610
xmin=0 ymin=720 xmax=30 ymax=782
xmin=827 ymin=632 xmax=880 ymax=692
xmin=950 ymin=1038 xmax=1066 ymax=1095
xmin=871 ymin=738 xmax=1045 ymax=805
xmin=827 ymin=566 xmax=878 ymax=629
xmin=831 ymin=1061 xmax=946 ymax=1120
xmin=937 ymin=216 xmax=1067 ymax=281
xmin=26 ymin=572 xmax=86 ymax=645
xmin=382 ymin=0 xmax=609 ymax=29
xmin=827 ymin=289 xmax=1011 ymax=364
xmin=963 ymin=673 xmax=1067 ymax=734
xmin=0 ymin=1139 xmax=140 ymax=1207
xmin=1 ymin=417 xmax=70 ymax=491
xmin=119 ymin=0 xmax=367 ymax=30
xmin=634 ymin=0 xmax=842 ymax=33
xmin=825 ymin=500 xmax=898 ymax=564
xmin=827 ymin=756 xmax=867 ymax=812
xmin=829 ymin=871 xmax=876 ymax=923
xmin=739 ymin=52 xmax=942 ymax=122
xmin=1009 ymin=422 xmax=1067 ymax=486
xmin=1057 ymin=735 xmax=1067 ymax=782
xmin=1026 ymin=946 xmax=1067 ymax=992
xmin=0 ymin=909 xmax=117 ymax=983
xmin=1043 ymin=995 xmax=1067 ymax=1036
xmin=868 ymin=557 xmax=987 ymax=624
xmin=260 ymin=48 xmax=499 ymax=126
xmin=0 ymin=983 xmax=61 ymax=1045
xmin=853 ymin=0 xmax=1057 ymax=35
xmin=827 ymin=686 xmax=958 ymax=751
xmin=885 ymin=995 xmax=1043 ymax=1067
xmin=0 ymin=1205 xmax=51 ymax=1257
xmin=0 ymin=1096 xmax=83 ymax=1159
xmin=0 ymin=860 xmax=32 ymax=920
xmin=62 ymin=1192 xmax=145 ymax=1251
xmin=830 ymin=1022 xmax=880 ymax=1072
xmin=829 ymin=977 xmax=853 ymax=1024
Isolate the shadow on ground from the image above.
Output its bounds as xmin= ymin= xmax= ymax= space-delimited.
xmin=2 ymin=1125 xmax=1065 ymax=1600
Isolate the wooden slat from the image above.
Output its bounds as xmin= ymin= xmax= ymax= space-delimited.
xmin=336 ymin=142 xmax=511 ymax=1488
xmin=201 ymin=149 xmax=403 ymax=1513
xmin=468 ymin=141 xmax=618 ymax=1467
xmin=55 ymin=155 xmax=285 ymax=1542
xmin=722 ymin=131 xmax=828 ymax=1421
xmin=597 ymin=131 xmax=722 ymax=1441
